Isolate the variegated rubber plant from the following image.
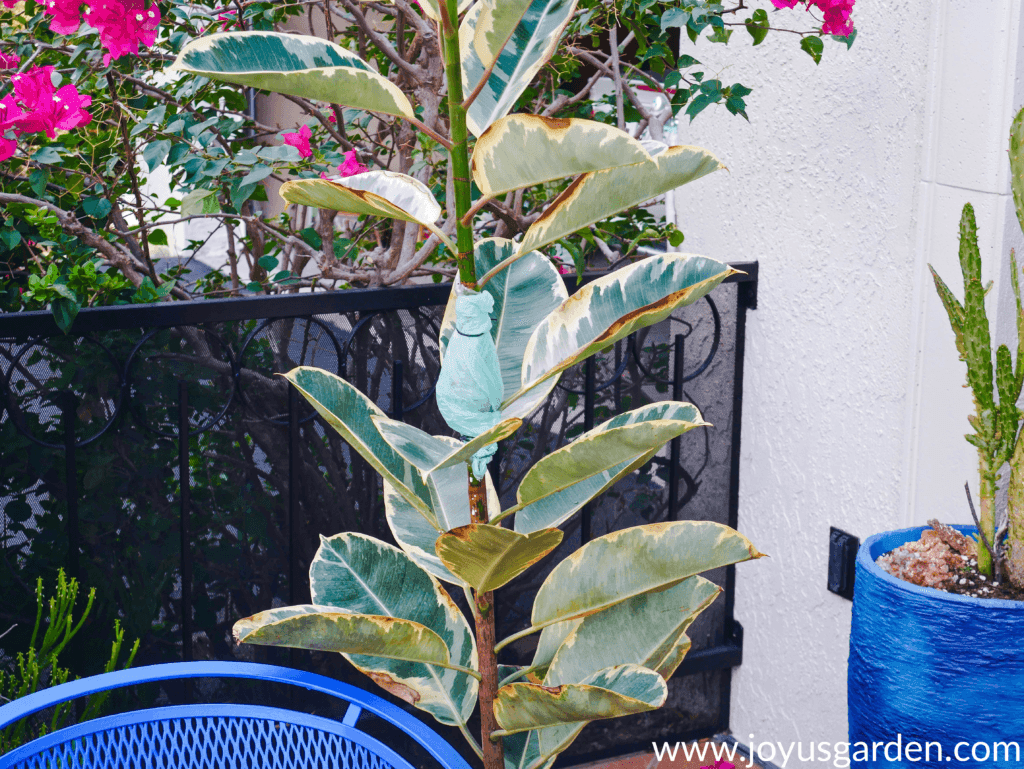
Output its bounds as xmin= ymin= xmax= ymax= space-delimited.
xmin=169 ymin=3 xmax=764 ymax=768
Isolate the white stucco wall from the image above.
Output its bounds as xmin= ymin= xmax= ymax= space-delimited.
xmin=672 ymin=0 xmax=1024 ymax=758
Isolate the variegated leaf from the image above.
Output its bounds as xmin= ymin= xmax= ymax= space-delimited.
xmin=233 ymin=605 xmax=452 ymax=668
xmin=503 ymin=730 xmax=554 ymax=769
xmin=171 ymin=32 xmax=414 ymax=120
xmin=430 ymin=417 xmax=524 ymax=472
xmin=385 ymin=471 xmax=502 ymax=584
xmin=416 ymin=0 xmax=475 ymax=24
xmin=310 ymin=533 xmax=478 ymax=727
xmin=371 ymin=415 xmax=452 ymax=472
xmin=472 ymin=115 xmax=651 ymax=196
xmin=284 ymin=367 xmax=435 ymax=523
xmin=507 ymin=255 xmax=736 ymax=409
xmin=518 ymin=145 xmax=723 ymax=255
xmin=494 ymin=664 xmax=666 ymax=733
xmin=531 ymin=619 xmax=581 ymax=678
xmin=441 ymin=239 xmax=568 ymax=420
xmin=461 ymin=0 xmax=579 ymax=137
xmin=532 ymin=521 xmax=764 ymax=628
xmin=436 ymin=524 xmax=563 ymax=592
xmin=512 ymin=402 xmax=706 ymax=533
xmin=546 ymin=575 xmax=721 ymax=685
xmin=280 ymin=172 xmax=453 ymax=252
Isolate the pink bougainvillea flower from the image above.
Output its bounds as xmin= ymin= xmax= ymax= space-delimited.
xmin=0 ymin=51 xmax=20 ymax=69
xmin=43 ymin=0 xmax=84 ymax=35
xmin=10 ymin=65 xmax=57 ymax=111
xmin=15 ymin=83 xmax=93 ymax=138
xmin=2 ymin=0 xmax=20 ymax=7
xmin=770 ymin=0 xmax=855 ymax=37
xmin=1 ymin=93 xmax=25 ymax=161
xmin=339 ymin=149 xmax=367 ymax=176
xmin=83 ymin=0 xmax=161 ymax=64
xmin=320 ymin=149 xmax=368 ymax=179
xmin=282 ymin=124 xmax=313 ymax=158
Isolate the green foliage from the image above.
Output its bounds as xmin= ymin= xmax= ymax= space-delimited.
xmin=0 ymin=570 xmax=139 ymax=752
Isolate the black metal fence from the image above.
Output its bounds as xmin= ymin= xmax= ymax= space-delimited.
xmin=0 ymin=261 xmax=757 ymax=762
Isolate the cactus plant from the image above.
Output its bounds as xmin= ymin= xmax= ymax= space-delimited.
xmin=169 ymin=4 xmax=765 ymax=768
xmin=930 ymin=105 xmax=1024 ymax=585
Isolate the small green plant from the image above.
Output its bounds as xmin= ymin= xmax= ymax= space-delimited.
xmin=0 ymin=570 xmax=139 ymax=752
xmin=170 ymin=5 xmax=764 ymax=769
xmin=930 ymin=105 xmax=1024 ymax=587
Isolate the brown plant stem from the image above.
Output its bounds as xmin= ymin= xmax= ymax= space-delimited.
xmin=469 ymin=477 xmax=503 ymax=769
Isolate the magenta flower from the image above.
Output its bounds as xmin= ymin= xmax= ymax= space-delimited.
xmin=2 ymin=0 xmax=19 ymax=7
xmin=43 ymin=0 xmax=84 ymax=35
xmin=282 ymin=124 xmax=313 ymax=158
xmin=320 ymin=150 xmax=368 ymax=179
xmin=770 ymin=0 xmax=855 ymax=37
xmin=84 ymin=0 xmax=162 ymax=65
xmin=0 ymin=94 xmax=25 ymax=160
xmin=0 ymin=51 xmax=20 ymax=69
xmin=6 ymin=66 xmax=92 ymax=140
xmin=339 ymin=149 xmax=368 ymax=176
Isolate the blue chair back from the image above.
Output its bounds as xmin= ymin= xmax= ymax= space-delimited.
xmin=0 ymin=661 xmax=475 ymax=769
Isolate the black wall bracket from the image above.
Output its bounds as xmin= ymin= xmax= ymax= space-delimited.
xmin=828 ymin=527 xmax=860 ymax=600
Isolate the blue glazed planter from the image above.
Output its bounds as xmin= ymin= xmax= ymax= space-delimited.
xmin=848 ymin=526 xmax=1024 ymax=768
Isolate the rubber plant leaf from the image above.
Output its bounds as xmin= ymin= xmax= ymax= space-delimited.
xmin=280 ymin=172 xmax=454 ymax=252
xmin=526 ymin=576 xmax=722 ymax=758
xmin=416 ymin=0 xmax=475 ymax=24
xmin=233 ymin=605 xmax=453 ymax=668
xmin=494 ymin=664 xmax=667 ymax=733
xmin=309 ymin=532 xmax=478 ymax=727
xmin=171 ymin=32 xmax=415 ymax=120
xmin=506 ymin=254 xmax=736 ymax=410
xmin=283 ymin=367 xmax=435 ymax=524
xmin=435 ymin=524 xmax=563 ymax=593
xmin=460 ymin=0 xmax=579 ymax=137
xmin=518 ymin=145 xmax=723 ymax=255
xmin=531 ymin=521 xmax=765 ymax=628
xmin=472 ymin=115 xmax=651 ymax=196
xmin=512 ymin=402 xmax=707 ymax=533
xmin=440 ymin=238 xmax=567 ymax=420
xmin=384 ymin=471 xmax=502 ymax=585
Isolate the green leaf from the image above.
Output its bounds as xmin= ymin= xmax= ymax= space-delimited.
xmin=800 ymin=35 xmax=824 ymax=64
xmin=0 ymin=229 xmax=21 ymax=250
xmin=148 ymin=229 xmax=169 ymax=246
xmin=745 ymin=8 xmax=768 ymax=45
xmin=531 ymin=619 xmax=581 ymax=677
xmin=513 ymin=402 xmax=707 ymax=533
xmin=461 ymin=0 xmax=579 ymax=136
xmin=181 ymin=188 xmax=220 ymax=216
xmin=234 ymin=604 xmax=454 ymax=668
xmin=518 ymin=145 xmax=722 ymax=255
xmin=471 ymin=115 xmax=650 ymax=196
xmin=531 ymin=521 xmax=764 ymax=627
xmin=930 ymin=265 xmax=966 ymax=358
xmin=439 ymin=239 xmax=569 ymax=420
xmin=507 ymin=254 xmax=735 ymax=409
xmin=284 ymin=367 xmax=435 ymax=521
xmin=240 ymin=164 xmax=274 ymax=187
xmin=82 ymin=197 xmax=112 ymax=219
xmin=258 ymin=255 xmax=279 ymax=271
xmin=172 ymin=31 xmax=415 ymax=119
xmin=29 ymin=168 xmax=49 ymax=197
xmin=494 ymin=664 xmax=666 ymax=733
xmin=832 ymin=28 xmax=857 ymax=49
xmin=51 ymin=296 xmax=80 ymax=334
xmin=309 ymin=532 xmax=478 ymax=726
xmin=143 ymin=139 xmax=172 ymax=172
xmin=436 ymin=524 xmax=563 ymax=593
xmin=31 ymin=146 xmax=61 ymax=164
xmin=660 ymin=8 xmax=689 ymax=32
xmin=280 ymin=172 xmax=453 ymax=252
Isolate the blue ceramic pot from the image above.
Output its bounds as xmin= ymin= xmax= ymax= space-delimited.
xmin=848 ymin=525 xmax=1024 ymax=768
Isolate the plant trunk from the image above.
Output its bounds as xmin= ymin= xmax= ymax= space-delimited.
xmin=1006 ymin=439 xmax=1024 ymax=588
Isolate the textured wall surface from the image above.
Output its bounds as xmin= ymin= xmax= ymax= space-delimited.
xmin=671 ymin=0 xmax=1024 ymax=752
